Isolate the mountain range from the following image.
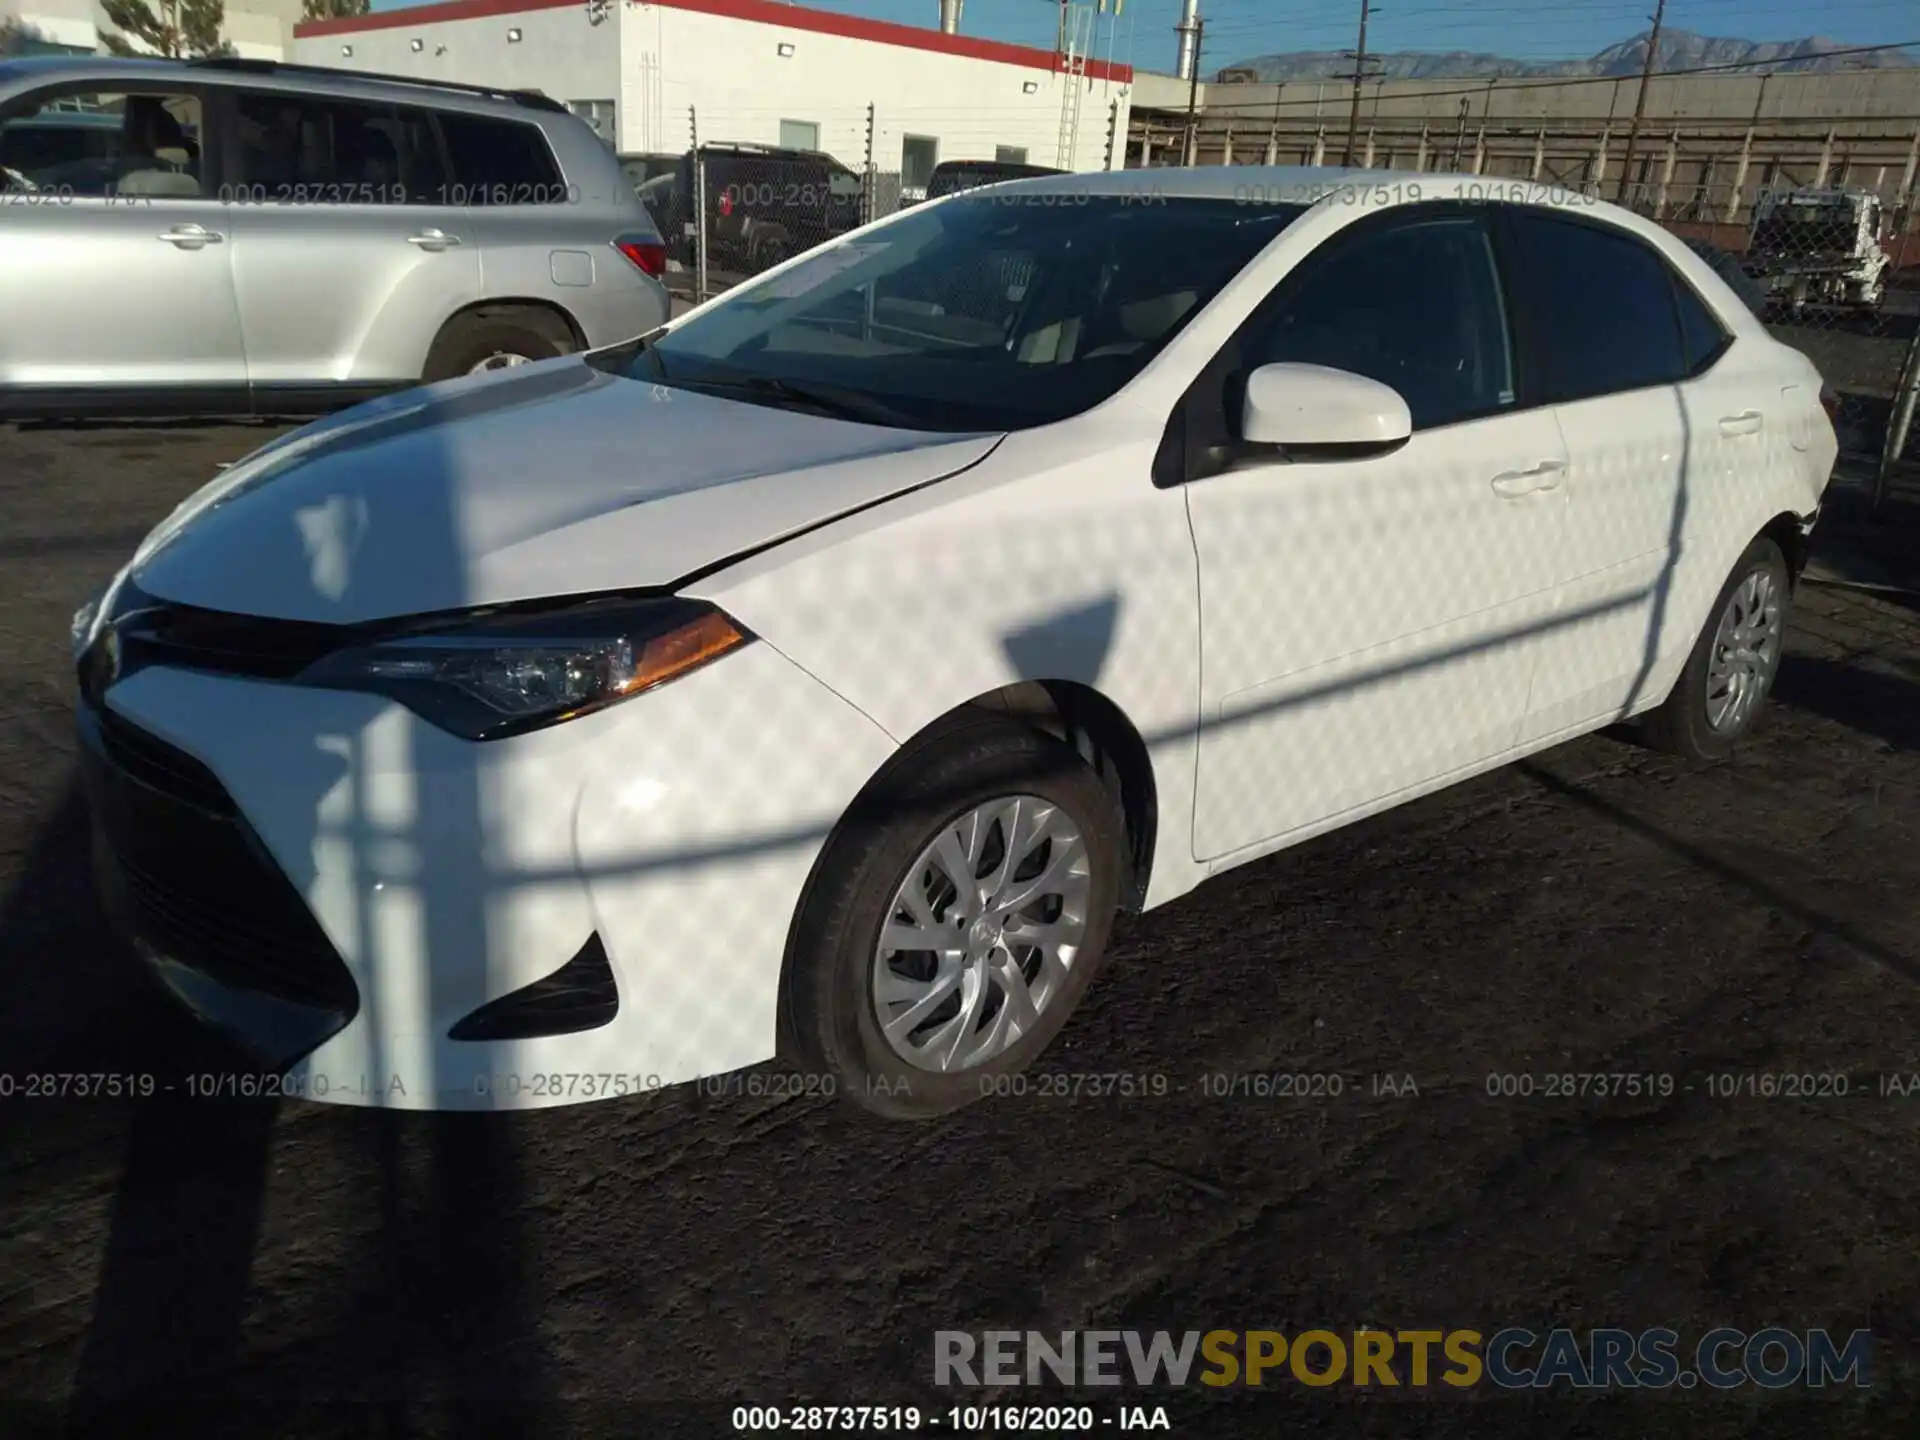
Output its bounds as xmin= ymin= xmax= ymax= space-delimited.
xmin=1215 ymin=30 xmax=1917 ymax=83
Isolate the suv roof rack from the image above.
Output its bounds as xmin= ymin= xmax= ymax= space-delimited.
xmin=185 ymin=57 xmax=568 ymax=113
xmin=697 ymin=141 xmax=831 ymax=159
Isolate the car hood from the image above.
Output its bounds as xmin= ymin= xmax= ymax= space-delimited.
xmin=126 ymin=359 xmax=1002 ymax=625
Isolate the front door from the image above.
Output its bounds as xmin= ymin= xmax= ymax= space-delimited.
xmin=1186 ymin=206 xmax=1569 ymax=862
xmin=0 ymin=83 xmax=246 ymax=401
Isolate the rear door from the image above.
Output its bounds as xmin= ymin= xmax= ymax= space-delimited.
xmin=219 ymin=87 xmax=482 ymax=393
xmin=436 ymin=107 xmax=581 ymax=281
xmin=0 ymin=81 xmax=246 ymax=402
xmin=1496 ymin=206 xmax=1707 ymax=743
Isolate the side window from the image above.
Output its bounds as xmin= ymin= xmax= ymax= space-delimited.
xmin=0 ymin=88 xmax=206 ymax=198
xmin=1672 ymin=271 xmax=1731 ymax=375
xmin=436 ymin=112 xmax=567 ymax=203
xmin=1504 ymin=209 xmax=1687 ymax=401
xmin=1249 ymin=214 xmax=1515 ymax=431
xmin=228 ymin=92 xmax=437 ymax=203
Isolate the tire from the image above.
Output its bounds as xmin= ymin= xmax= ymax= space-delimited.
xmin=780 ymin=713 xmax=1125 ymax=1120
xmin=749 ymin=231 xmax=791 ymax=273
xmin=1642 ymin=536 xmax=1791 ymax=761
xmin=421 ymin=309 xmax=575 ymax=383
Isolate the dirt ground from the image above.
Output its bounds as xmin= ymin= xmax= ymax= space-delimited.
xmin=2 ymin=420 xmax=1919 ymax=1439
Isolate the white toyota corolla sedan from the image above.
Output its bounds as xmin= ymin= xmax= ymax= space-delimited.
xmin=73 ymin=167 xmax=1837 ymax=1117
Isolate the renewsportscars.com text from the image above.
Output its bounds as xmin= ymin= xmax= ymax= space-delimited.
xmin=934 ymin=1328 xmax=1872 ymax=1390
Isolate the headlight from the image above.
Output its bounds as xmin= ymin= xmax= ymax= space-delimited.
xmin=71 ymin=593 xmax=103 ymax=661
xmin=298 ymin=597 xmax=750 ymax=740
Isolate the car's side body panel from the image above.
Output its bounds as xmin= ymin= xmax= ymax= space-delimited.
xmin=693 ymin=176 xmax=1837 ymax=920
xmin=688 ymin=408 xmax=1214 ymax=913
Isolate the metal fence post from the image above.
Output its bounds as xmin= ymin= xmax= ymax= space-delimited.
xmin=862 ymin=103 xmax=876 ymax=225
xmin=690 ymin=104 xmax=708 ymax=306
xmin=1878 ymin=321 xmax=1920 ymax=513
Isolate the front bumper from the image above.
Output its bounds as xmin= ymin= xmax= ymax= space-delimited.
xmin=80 ymin=640 xmax=897 ymax=1110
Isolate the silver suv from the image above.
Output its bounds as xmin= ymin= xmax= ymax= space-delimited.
xmin=0 ymin=56 xmax=671 ymax=420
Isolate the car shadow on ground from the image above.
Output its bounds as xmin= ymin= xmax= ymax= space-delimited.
xmin=1772 ymin=653 xmax=1920 ymax=754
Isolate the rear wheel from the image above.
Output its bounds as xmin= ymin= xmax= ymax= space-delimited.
xmin=421 ymin=309 xmax=576 ymax=383
xmin=1642 ymin=536 xmax=1790 ymax=760
xmin=781 ymin=714 xmax=1125 ymax=1119
xmin=749 ymin=230 xmax=792 ymax=272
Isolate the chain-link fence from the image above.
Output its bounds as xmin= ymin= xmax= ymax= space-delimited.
xmin=1656 ymin=180 xmax=1920 ymax=487
xmin=641 ymin=152 xmax=988 ymax=303
xmin=634 ymin=102 xmax=1129 ymax=309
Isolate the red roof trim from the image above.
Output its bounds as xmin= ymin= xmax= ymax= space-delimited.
xmin=296 ymin=0 xmax=1133 ymax=84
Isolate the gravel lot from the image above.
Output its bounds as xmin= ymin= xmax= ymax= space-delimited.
xmin=2 ymin=418 xmax=1919 ymax=1439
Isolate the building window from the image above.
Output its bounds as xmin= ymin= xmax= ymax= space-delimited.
xmin=995 ymin=146 xmax=1027 ymax=164
xmin=901 ymin=134 xmax=938 ymax=191
xmin=779 ymin=119 xmax=819 ymax=151
xmin=566 ymin=99 xmax=616 ymax=147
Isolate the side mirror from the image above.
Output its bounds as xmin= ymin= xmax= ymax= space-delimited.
xmin=1240 ymin=362 xmax=1412 ymax=453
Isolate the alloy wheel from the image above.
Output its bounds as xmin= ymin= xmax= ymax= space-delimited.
xmin=871 ymin=795 xmax=1092 ymax=1073
xmin=1705 ymin=565 xmax=1783 ymax=734
xmin=468 ymin=351 xmax=533 ymax=374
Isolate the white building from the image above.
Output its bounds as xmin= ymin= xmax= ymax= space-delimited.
xmin=1 ymin=0 xmax=300 ymax=59
xmin=291 ymin=0 xmax=1135 ymax=182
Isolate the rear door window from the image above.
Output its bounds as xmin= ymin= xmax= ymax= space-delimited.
xmin=1502 ymin=208 xmax=1689 ymax=402
xmin=436 ymin=112 xmax=570 ymax=204
xmin=226 ymin=91 xmax=442 ymax=204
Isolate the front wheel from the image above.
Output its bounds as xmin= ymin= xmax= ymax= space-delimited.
xmin=1642 ymin=536 xmax=1790 ymax=760
xmin=781 ymin=714 xmax=1125 ymax=1119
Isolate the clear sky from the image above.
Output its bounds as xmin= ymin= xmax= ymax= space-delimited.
xmin=366 ymin=0 xmax=1917 ymax=74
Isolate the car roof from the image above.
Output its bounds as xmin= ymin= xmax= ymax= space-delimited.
xmin=974 ymin=165 xmax=1645 ymax=215
xmin=0 ymin=55 xmax=566 ymax=122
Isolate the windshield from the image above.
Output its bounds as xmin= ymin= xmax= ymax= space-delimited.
xmin=601 ymin=194 xmax=1307 ymax=432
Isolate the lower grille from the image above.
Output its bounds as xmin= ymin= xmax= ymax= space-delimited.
xmin=79 ymin=701 xmax=359 ymax=1019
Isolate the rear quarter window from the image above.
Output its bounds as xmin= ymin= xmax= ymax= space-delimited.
xmin=436 ymin=112 xmax=571 ymax=204
xmin=1671 ymin=270 xmax=1733 ymax=376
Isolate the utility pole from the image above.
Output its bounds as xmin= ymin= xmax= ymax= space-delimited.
xmin=1183 ymin=17 xmax=1204 ymax=165
xmin=1339 ymin=0 xmax=1373 ymax=166
xmin=1614 ymin=0 xmax=1667 ymax=207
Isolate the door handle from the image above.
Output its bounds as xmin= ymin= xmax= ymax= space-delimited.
xmin=1490 ymin=460 xmax=1567 ymax=498
xmin=407 ymin=230 xmax=462 ymax=250
xmin=1719 ymin=410 xmax=1764 ymax=436
xmin=157 ymin=225 xmax=222 ymax=249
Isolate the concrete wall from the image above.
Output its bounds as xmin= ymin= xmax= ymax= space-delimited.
xmin=297 ymin=0 xmax=622 ymax=120
xmin=293 ymin=0 xmax=1132 ymax=175
xmin=618 ymin=3 xmax=1127 ymax=169
xmin=1143 ymin=66 xmax=1920 ymax=127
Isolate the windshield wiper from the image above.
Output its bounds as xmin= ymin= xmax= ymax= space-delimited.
xmin=678 ymin=369 xmax=913 ymax=427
